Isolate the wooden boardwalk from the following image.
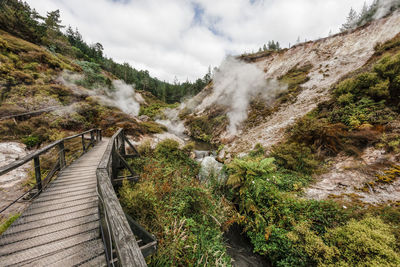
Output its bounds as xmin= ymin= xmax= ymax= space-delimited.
xmin=0 ymin=139 xmax=109 ymax=266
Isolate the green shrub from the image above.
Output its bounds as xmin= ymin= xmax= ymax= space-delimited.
xmin=21 ymin=135 xmax=40 ymax=148
xmin=119 ymin=180 xmax=159 ymax=228
xmin=140 ymin=121 xmax=167 ymax=134
xmin=326 ymin=217 xmax=400 ymax=266
xmin=369 ymin=79 xmax=390 ymax=98
xmin=330 ymin=97 xmax=393 ymax=128
xmin=75 ymin=61 xmax=111 ymax=89
xmin=271 ymin=142 xmax=319 ymax=174
xmin=139 ymin=102 xmax=178 ymax=119
xmin=185 ymin=113 xmax=227 ymax=143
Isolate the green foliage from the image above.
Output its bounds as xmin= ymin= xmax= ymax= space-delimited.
xmin=0 ymin=213 xmax=20 ymax=235
xmin=271 ymin=142 xmax=319 ymax=174
xmin=225 ymin=154 xmax=348 ymax=266
xmin=119 ymin=139 xmax=232 ymax=266
xmin=21 ymin=134 xmax=40 ymax=148
xmin=186 ymin=111 xmax=227 ymax=143
xmin=276 ymin=63 xmax=313 ymax=103
xmin=331 ymin=52 xmax=400 ymax=128
xmin=326 ymin=217 xmax=400 ymax=266
xmin=139 ymin=102 xmax=178 ymax=119
xmin=331 ymin=97 xmax=393 ymax=128
xmin=139 ymin=121 xmax=167 ymax=134
xmin=75 ymin=61 xmax=111 ymax=89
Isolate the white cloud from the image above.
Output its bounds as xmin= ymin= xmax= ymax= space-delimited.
xmin=26 ymin=0 xmax=372 ymax=82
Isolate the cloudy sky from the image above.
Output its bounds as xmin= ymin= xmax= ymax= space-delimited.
xmin=26 ymin=0 xmax=372 ymax=82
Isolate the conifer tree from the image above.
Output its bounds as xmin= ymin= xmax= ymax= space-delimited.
xmin=340 ymin=7 xmax=358 ymax=32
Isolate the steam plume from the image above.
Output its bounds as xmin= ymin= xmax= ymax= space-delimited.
xmin=111 ymin=80 xmax=140 ymax=116
xmin=197 ymin=57 xmax=286 ymax=135
xmin=59 ymin=71 xmax=141 ymax=117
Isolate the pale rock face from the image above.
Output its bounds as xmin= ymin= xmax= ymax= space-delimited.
xmin=305 ymin=148 xmax=400 ymax=204
xmin=0 ymin=142 xmax=30 ymax=189
xmin=216 ymin=11 xmax=400 ymax=155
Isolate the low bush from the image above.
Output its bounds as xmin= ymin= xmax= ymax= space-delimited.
xmin=21 ymin=134 xmax=40 ymax=149
xmin=185 ymin=112 xmax=227 ymax=143
xmin=326 ymin=217 xmax=400 ymax=266
xmin=271 ymin=142 xmax=319 ymax=174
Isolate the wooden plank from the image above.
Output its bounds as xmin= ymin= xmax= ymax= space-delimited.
xmin=21 ymin=239 xmax=105 ymax=267
xmin=0 ymin=213 xmax=99 ymax=245
xmin=3 ymin=209 xmax=99 ymax=236
xmin=0 ymin=230 xmax=100 ymax=266
xmin=0 ymin=221 xmax=100 ymax=255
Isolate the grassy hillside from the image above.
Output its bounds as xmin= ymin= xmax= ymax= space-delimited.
xmin=0 ymin=28 xmax=173 ymax=146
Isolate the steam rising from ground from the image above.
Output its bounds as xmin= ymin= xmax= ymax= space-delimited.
xmin=58 ymin=71 xmax=141 ymax=116
xmin=374 ymin=0 xmax=400 ymax=19
xmin=156 ymin=106 xmax=187 ymax=139
xmin=111 ymin=80 xmax=140 ymax=116
xmin=197 ymin=57 xmax=287 ymax=135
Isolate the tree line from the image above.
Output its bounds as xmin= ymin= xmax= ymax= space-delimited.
xmin=0 ymin=0 xmax=211 ymax=103
xmin=341 ymin=0 xmax=400 ymax=32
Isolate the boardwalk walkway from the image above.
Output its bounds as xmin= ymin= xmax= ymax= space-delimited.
xmin=0 ymin=139 xmax=109 ymax=266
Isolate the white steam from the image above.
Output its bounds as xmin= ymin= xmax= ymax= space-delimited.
xmin=111 ymin=80 xmax=140 ymax=116
xmin=197 ymin=57 xmax=286 ymax=135
xmin=374 ymin=0 xmax=400 ymax=19
xmin=156 ymin=105 xmax=187 ymax=139
xmin=58 ymin=71 xmax=141 ymax=117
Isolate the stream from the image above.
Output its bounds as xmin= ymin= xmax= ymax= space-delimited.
xmin=155 ymin=110 xmax=270 ymax=267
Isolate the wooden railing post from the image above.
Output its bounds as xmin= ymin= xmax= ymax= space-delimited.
xmin=120 ymin=130 xmax=126 ymax=157
xmin=111 ymin=141 xmax=118 ymax=179
xmin=81 ymin=134 xmax=86 ymax=152
xmin=33 ymin=156 xmax=42 ymax=192
xmin=90 ymin=131 xmax=94 ymax=145
xmin=58 ymin=141 xmax=66 ymax=169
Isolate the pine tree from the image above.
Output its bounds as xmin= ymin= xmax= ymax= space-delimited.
xmin=263 ymin=44 xmax=267 ymax=51
xmin=340 ymin=7 xmax=358 ymax=32
xmin=45 ymin=10 xmax=64 ymax=31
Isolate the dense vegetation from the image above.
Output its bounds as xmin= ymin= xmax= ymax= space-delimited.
xmin=0 ymin=0 xmax=210 ymax=103
xmin=119 ymin=140 xmax=233 ymax=266
xmin=224 ymin=146 xmax=400 ymax=266
xmin=225 ymin=32 xmax=400 ymax=266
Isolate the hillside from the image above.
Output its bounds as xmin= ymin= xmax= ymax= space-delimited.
xmin=1 ymin=1 xmax=400 ymax=267
xmin=181 ymin=11 xmax=400 ymax=204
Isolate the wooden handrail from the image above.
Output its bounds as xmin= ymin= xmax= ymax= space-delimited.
xmin=97 ymin=128 xmax=147 ymax=267
xmin=0 ymin=129 xmax=101 ymax=176
xmin=0 ymin=128 xmax=102 ymax=214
